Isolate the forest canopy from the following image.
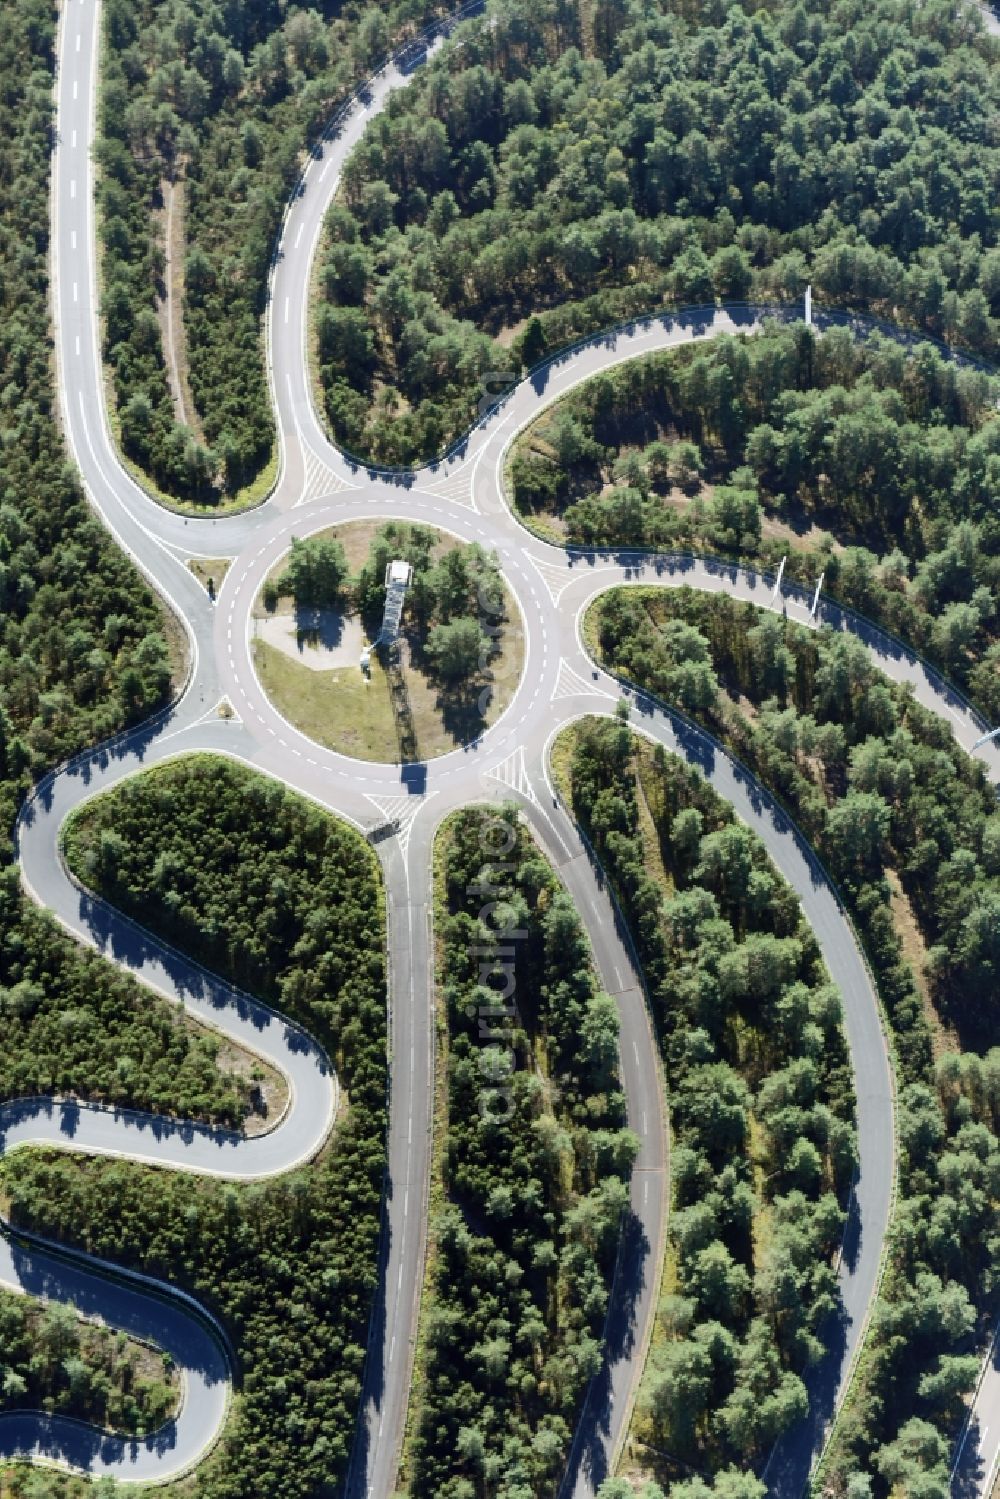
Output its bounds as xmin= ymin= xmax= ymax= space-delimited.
xmin=590 ymin=591 xmax=1000 ymax=1491
xmin=510 ymin=324 xmax=1000 ymax=717
xmin=408 ymin=806 xmax=633 ymax=1495
xmin=315 ymin=0 xmax=999 ymax=465
xmin=9 ymin=755 xmax=389 ymax=1499
xmin=561 ymin=718 xmax=856 ymax=1474
xmin=98 ymin=0 xmax=449 ymax=503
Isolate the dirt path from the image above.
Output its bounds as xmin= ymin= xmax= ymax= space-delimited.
xmin=158 ymin=178 xmax=202 ymax=438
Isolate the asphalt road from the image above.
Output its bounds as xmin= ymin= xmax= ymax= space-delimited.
xmin=975 ymin=1 xmax=1000 ymax=37
xmin=7 ymin=0 xmax=996 ymax=1491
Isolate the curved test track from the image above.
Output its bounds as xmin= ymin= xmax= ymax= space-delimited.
xmin=3 ymin=0 xmax=997 ymax=1493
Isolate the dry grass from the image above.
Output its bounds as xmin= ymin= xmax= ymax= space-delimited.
xmin=884 ymin=867 xmax=960 ymax=1058
xmin=253 ymin=521 xmax=526 ymax=762
xmin=161 ymin=599 xmax=191 ymax=695
xmin=187 ymin=557 xmax=233 ymax=597
xmin=635 ymin=746 xmax=675 ymax=899
xmin=254 ymin=614 xmax=524 ymax=762
xmin=212 ymin=1033 xmax=289 ymax=1139
xmin=154 ymin=177 xmax=203 ymax=440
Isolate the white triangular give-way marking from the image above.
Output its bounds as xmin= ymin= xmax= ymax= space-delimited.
xmin=527 ymin=552 xmax=577 ymax=605
xmin=364 ymin=793 xmax=424 ymax=856
xmin=298 ymin=446 xmax=350 ymax=503
xmin=552 ymin=659 xmax=613 ymax=702
xmin=483 ymin=745 xmax=538 ymax=804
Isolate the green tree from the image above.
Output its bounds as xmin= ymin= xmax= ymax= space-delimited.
xmin=424 ymin=617 xmax=486 ymax=682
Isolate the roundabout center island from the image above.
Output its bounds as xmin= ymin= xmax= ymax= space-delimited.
xmin=251 ymin=519 xmax=525 ymax=763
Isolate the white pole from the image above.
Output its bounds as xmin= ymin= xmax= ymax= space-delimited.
xmin=810 ymin=571 xmax=824 ymax=619
xmin=972 ymin=725 xmax=1000 ymax=752
xmin=772 ymin=555 xmax=786 ymax=600
xmin=805 ymin=284 xmax=812 ymax=326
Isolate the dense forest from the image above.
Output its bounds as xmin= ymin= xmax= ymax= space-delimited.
xmin=510 ymin=325 xmax=1000 ymax=719
xmin=0 ymin=0 xmax=178 ymax=841
xmin=561 ymin=718 xmax=855 ymax=1479
xmin=4 ymin=0 xmax=996 ymax=1485
xmin=409 ymin=806 xmax=634 ymax=1496
xmin=592 ymin=590 xmax=1000 ymax=1492
xmin=316 ymin=0 xmax=999 ymax=465
xmin=99 ymin=0 xmax=448 ymax=503
xmin=7 ymin=755 xmax=388 ymax=1499
xmin=0 ymin=1290 xmax=178 ymax=1439
xmin=0 ymin=883 xmax=257 ymax=1129
xmin=0 ymin=1 xmax=274 ymax=1462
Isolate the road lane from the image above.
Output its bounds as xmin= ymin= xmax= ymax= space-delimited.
xmin=27 ymin=0 xmax=1000 ymax=1491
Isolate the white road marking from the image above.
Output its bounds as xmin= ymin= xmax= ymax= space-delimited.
xmin=70 ymin=179 xmax=76 ymax=199
xmin=44 ymin=7 xmax=988 ymax=1486
xmin=294 ymin=223 xmax=304 ymax=250
xmin=284 ymin=297 xmax=290 ymax=324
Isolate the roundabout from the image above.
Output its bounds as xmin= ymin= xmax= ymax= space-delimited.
xmin=241 ymin=515 xmax=527 ymax=763
xmin=2 ymin=1 xmax=998 ymax=1496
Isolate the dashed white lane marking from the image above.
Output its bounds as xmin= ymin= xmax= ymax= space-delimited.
xmin=76 ymin=31 xmax=81 ymax=50
xmin=294 ymin=223 xmax=304 ymax=250
xmin=644 ymin=1180 xmax=650 ymax=1205
xmin=74 ymin=335 xmax=80 ymax=357
xmin=632 ymin=1041 xmax=640 ymax=1066
xmin=70 ymin=179 xmax=76 ymax=199
xmin=284 ymin=297 xmax=289 ymax=325
xmin=72 ymin=79 xmax=78 ymax=99
xmin=73 ymin=282 xmax=78 ymax=303
xmin=642 ymin=1111 xmax=648 ymax=1135
xmin=71 ymin=129 xmax=77 ymax=147
xmin=70 ymin=229 xmax=77 ymax=250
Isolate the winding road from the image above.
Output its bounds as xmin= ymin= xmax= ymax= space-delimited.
xmin=1 ymin=0 xmax=997 ymax=1492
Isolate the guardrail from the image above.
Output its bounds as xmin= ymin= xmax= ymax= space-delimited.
xmin=586 ymin=640 xmax=902 ymax=1488
xmin=560 ymin=544 xmax=995 ymax=741
xmin=0 ymin=1213 xmax=236 ymax=1485
xmin=324 ymin=297 xmax=1000 ymax=480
